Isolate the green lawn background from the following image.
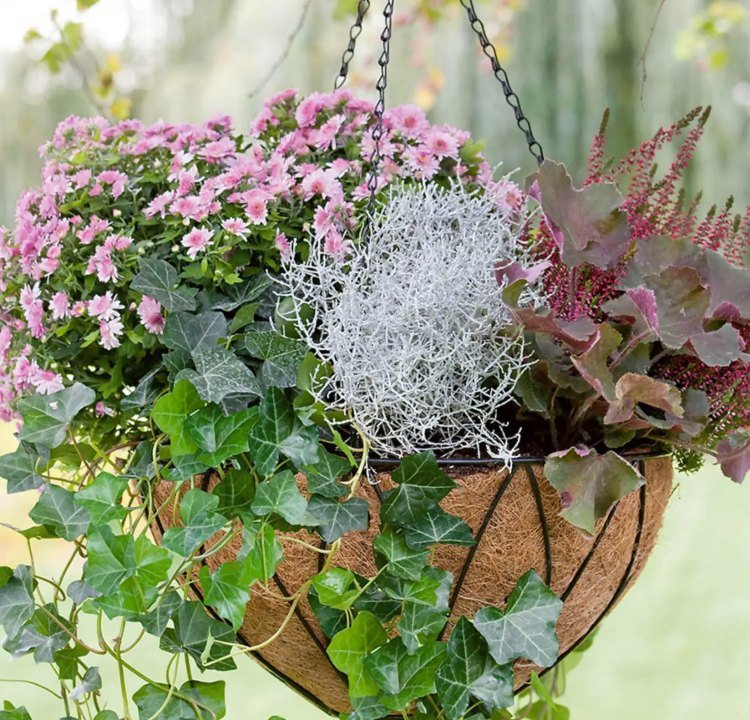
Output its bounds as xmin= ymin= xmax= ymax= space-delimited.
xmin=1 ymin=422 xmax=749 ymax=719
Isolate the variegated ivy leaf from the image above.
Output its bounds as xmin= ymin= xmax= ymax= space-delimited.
xmin=162 ymin=310 xmax=228 ymax=354
xmin=363 ymin=637 xmax=447 ymax=711
xmin=183 ymin=404 xmax=258 ymax=467
xmin=473 ymin=570 xmax=562 ymax=668
xmin=373 ymin=529 xmax=430 ymax=581
xmin=435 ymin=618 xmax=513 ymax=720
xmin=161 ymin=489 xmax=228 ymax=556
xmin=308 ymin=495 xmax=369 ymax=543
xmin=0 ymin=565 xmax=36 ymax=640
xmin=0 ymin=444 xmax=44 ymax=494
xmin=28 ymin=485 xmax=90 ymax=541
xmin=176 ymin=346 xmax=261 ymax=405
xmin=241 ymin=330 xmax=308 ymax=388
xmin=247 ymin=388 xmax=320 ymax=476
xmin=251 ymin=470 xmax=309 ymax=526
xmin=131 ymin=258 xmax=197 ymax=312
xmin=401 ymin=506 xmax=475 ymax=550
xmin=133 ymin=680 xmax=227 ymax=720
xmin=545 ymin=446 xmax=644 ymax=533
xmin=17 ymin=383 xmax=96 ymax=448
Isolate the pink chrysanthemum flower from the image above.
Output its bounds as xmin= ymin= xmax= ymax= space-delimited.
xmin=275 ymin=232 xmax=292 ymax=262
xmin=88 ymin=292 xmax=124 ymax=321
xmin=244 ymin=189 xmax=270 ymax=225
xmin=137 ymin=296 xmax=165 ymax=334
xmin=50 ymin=291 xmax=70 ymax=320
xmin=99 ymin=317 xmax=124 ymax=350
xmin=181 ymin=227 xmax=212 ymax=259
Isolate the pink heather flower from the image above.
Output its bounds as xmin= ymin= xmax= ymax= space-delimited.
xmin=222 ymin=218 xmax=248 ymax=235
xmin=301 ymin=169 xmax=340 ymax=200
xmin=99 ymin=317 xmax=124 ymax=350
xmin=32 ymin=368 xmax=63 ymax=395
xmin=275 ymin=232 xmax=292 ymax=262
xmin=137 ymin=296 xmax=165 ymax=334
xmin=88 ymin=291 xmax=124 ymax=321
xmin=181 ymin=227 xmax=212 ymax=259
xmin=244 ymin=189 xmax=270 ymax=225
xmin=50 ymin=291 xmax=71 ymax=320
xmin=425 ymin=129 xmax=459 ymax=159
xmin=97 ymin=170 xmax=128 ymax=198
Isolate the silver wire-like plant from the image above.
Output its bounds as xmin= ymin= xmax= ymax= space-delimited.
xmin=278 ymin=181 xmax=546 ymax=462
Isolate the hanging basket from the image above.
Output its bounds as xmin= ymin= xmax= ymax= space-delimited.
xmin=151 ymin=454 xmax=672 ymax=716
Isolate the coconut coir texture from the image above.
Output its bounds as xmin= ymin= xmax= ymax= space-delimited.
xmin=151 ymin=456 xmax=673 ymax=717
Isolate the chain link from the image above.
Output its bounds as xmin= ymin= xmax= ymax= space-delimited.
xmin=333 ymin=0 xmax=371 ymax=90
xmin=365 ymin=0 xmax=395 ymax=206
xmin=459 ymin=0 xmax=545 ymax=165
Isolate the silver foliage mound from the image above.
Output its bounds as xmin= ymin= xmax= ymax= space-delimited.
xmin=278 ymin=182 xmax=545 ymax=461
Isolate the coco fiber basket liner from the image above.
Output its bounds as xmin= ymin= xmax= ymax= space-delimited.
xmin=151 ymin=454 xmax=673 ymax=716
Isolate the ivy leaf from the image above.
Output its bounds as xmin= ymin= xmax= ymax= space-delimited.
xmin=304 ymin=448 xmax=351 ymax=498
xmin=396 ymin=603 xmax=447 ymax=654
xmin=473 ymin=570 xmax=563 ymax=668
xmin=133 ymin=679 xmax=226 ymax=719
xmin=373 ymin=529 xmax=429 ymax=581
xmin=212 ymin=468 xmax=255 ymax=518
xmin=132 ymin=258 xmax=197 ymax=312
xmin=163 ymin=311 xmax=228 ymax=354
xmin=207 ymin=275 xmax=273 ymax=311
xmin=199 ymin=561 xmax=252 ymax=632
xmin=0 ymin=707 xmax=33 ymax=720
xmin=251 ymin=470 xmax=308 ymax=525
xmin=85 ymin=527 xmax=171 ymax=612
xmin=177 ymin=346 xmax=261 ymax=405
xmin=247 ymin=389 xmax=319 ymax=476
xmin=28 ymin=485 xmax=89 ymax=541
xmin=162 ymin=489 xmax=228 ymax=556
xmin=5 ymin=605 xmax=72 ymax=662
xmin=138 ymin=591 xmax=183 ymax=637
xmin=0 ymin=566 xmax=36 ymax=640
xmin=241 ymin=331 xmax=308 ymax=388
xmin=308 ymin=496 xmax=369 ymax=543
xmin=151 ymin=379 xmax=204 ymax=457
xmin=380 ymin=452 xmax=456 ymax=525
xmin=121 ymin=365 xmax=163 ymax=413
xmin=240 ymin=524 xmax=283 ymax=583
xmin=544 ymin=447 xmax=644 ymax=533
xmin=17 ymin=383 xmax=96 ymax=448
xmin=363 ymin=638 xmax=447 ymax=711
xmin=0 ymin=445 xmax=44 ymax=494
xmin=311 ymin=568 xmax=359 ymax=611
xmin=308 ymin=587 xmax=347 ymax=639
xmin=76 ymin=472 xmax=129 ymax=525
xmin=167 ymin=602 xmax=236 ymax=671
xmin=327 ymin=611 xmax=388 ymax=698
xmin=435 ymin=618 xmax=513 ymax=720
xmin=401 ymin=507 xmax=475 ymax=550
xmin=69 ymin=667 xmax=102 ymax=702
xmin=184 ymin=405 xmax=258 ymax=467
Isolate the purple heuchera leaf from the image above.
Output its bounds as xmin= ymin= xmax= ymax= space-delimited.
xmin=603 ymin=373 xmax=684 ymax=425
xmin=495 ymin=259 xmax=551 ymax=286
xmin=529 ymin=160 xmax=631 ymax=269
xmin=545 ymin=447 xmax=644 ymax=534
xmin=716 ymin=434 xmax=750 ymax=483
xmin=625 ymin=287 xmax=659 ymax=333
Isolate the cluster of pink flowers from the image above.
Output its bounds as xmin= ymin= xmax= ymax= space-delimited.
xmin=0 ymin=88 xmax=517 ymax=426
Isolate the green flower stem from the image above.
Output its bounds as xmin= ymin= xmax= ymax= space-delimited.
xmin=34 ymin=574 xmax=67 ymax=602
xmin=146 ymin=654 xmax=180 ymax=720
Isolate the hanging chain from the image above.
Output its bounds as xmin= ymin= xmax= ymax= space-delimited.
xmin=365 ymin=0 xmax=395 ymax=207
xmin=333 ymin=0 xmax=371 ymax=90
xmin=459 ymin=0 xmax=545 ymax=165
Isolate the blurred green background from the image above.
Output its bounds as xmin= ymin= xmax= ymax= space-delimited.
xmin=1 ymin=1 xmax=750 ymax=718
